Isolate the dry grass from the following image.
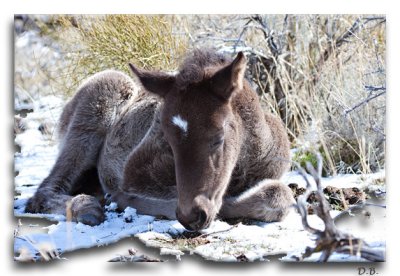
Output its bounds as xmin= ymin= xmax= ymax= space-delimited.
xmin=37 ymin=15 xmax=188 ymax=96
xmin=15 ymin=14 xmax=385 ymax=175
xmin=180 ymin=15 xmax=385 ymax=175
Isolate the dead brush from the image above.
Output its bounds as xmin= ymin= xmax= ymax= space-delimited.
xmin=240 ymin=15 xmax=386 ymax=175
xmin=295 ymin=152 xmax=385 ymax=262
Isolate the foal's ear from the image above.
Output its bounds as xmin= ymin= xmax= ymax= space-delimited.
xmin=129 ymin=63 xmax=175 ymax=97
xmin=211 ymin=52 xmax=247 ymax=101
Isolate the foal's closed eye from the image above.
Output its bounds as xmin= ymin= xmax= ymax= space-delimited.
xmin=210 ymin=135 xmax=224 ymax=150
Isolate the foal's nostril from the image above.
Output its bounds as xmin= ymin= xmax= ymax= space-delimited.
xmin=188 ymin=209 xmax=208 ymax=231
xmin=176 ymin=206 xmax=211 ymax=231
xmin=199 ymin=209 xmax=207 ymax=226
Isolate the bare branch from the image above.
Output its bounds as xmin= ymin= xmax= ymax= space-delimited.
xmin=196 ymin=223 xmax=240 ymax=239
xmin=336 ymin=244 xmax=385 ymax=262
xmin=345 ymin=90 xmax=386 ymax=116
xmin=364 ymin=85 xmax=386 ymax=92
xmin=108 ymin=248 xmax=164 ymax=262
xmin=250 ymin=15 xmax=281 ymax=56
xmin=333 ymin=202 xmax=386 ymax=222
xmin=313 ymin=16 xmax=385 ymax=85
xmin=294 ymin=161 xmax=321 ymax=235
xmin=295 ymin=152 xmax=385 ymax=262
xmin=362 ymin=16 xmax=386 ymax=25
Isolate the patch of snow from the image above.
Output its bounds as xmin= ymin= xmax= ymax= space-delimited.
xmin=14 ymin=207 xmax=160 ymax=260
xmin=122 ymin=207 xmax=137 ymax=222
xmin=218 ymin=45 xmax=254 ymax=54
xmin=160 ymin=248 xmax=184 ymax=261
xmin=14 ymin=95 xmax=63 ymax=200
xmin=105 ymin=202 xmax=118 ymax=212
xmin=282 ymin=170 xmax=386 ymax=197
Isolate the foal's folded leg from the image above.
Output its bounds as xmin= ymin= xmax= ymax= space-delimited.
xmin=25 ymin=130 xmax=105 ymax=226
xmin=219 ymin=179 xmax=296 ymax=222
xmin=110 ymin=190 xmax=178 ymax=220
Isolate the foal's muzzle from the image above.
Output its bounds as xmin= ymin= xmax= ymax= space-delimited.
xmin=176 ymin=204 xmax=212 ymax=231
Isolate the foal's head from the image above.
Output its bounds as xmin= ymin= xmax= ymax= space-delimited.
xmin=129 ymin=50 xmax=247 ymax=230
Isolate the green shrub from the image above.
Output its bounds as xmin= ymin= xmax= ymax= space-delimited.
xmin=292 ymin=148 xmax=330 ymax=177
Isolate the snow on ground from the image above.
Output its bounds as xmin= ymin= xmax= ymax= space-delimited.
xmin=15 ymin=95 xmax=64 ymax=199
xmin=13 ymin=95 xmax=386 ymax=262
xmin=282 ymin=170 xmax=386 ymax=198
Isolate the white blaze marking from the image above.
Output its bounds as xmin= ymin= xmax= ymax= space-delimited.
xmin=172 ymin=115 xmax=188 ymax=133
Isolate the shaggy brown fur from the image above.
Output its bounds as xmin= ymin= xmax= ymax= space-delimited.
xmin=25 ymin=49 xmax=295 ymax=230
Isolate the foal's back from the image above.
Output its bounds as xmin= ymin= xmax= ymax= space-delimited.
xmin=56 ymin=70 xmax=161 ymax=192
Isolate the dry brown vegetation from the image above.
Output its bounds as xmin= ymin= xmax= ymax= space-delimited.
xmin=15 ymin=14 xmax=385 ymax=176
xmin=35 ymin=15 xmax=188 ymax=96
xmin=177 ymin=15 xmax=386 ymax=175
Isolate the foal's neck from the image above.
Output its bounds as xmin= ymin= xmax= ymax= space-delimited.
xmin=233 ymin=83 xmax=272 ymax=158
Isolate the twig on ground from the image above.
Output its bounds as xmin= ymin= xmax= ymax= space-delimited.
xmin=108 ymin=248 xmax=164 ymax=262
xmin=333 ymin=202 xmax=386 ymax=222
xmin=108 ymin=254 xmax=164 ymax=262
xmin=197 ymin=223 xmax=240 ymax=239
xmin=295 ymin=152 xmax=385 ymax=262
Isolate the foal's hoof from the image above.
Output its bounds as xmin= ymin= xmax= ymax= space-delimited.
xmin=69 ymin=194 xmax=105 ymax=226
xmin=76 ymin=213 xmax=103 ymax=226
xmin=25 ymin=194 xmax=46 ymax=214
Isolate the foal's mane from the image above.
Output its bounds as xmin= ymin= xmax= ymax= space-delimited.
xmin=176 ymin=49 xmax=231 ymax=90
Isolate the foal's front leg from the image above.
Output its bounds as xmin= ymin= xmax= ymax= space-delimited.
xmin=25 ymin=130 xmax=105 ymax=226
xmin=219 ymin=180 xmax=295 ymax=222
